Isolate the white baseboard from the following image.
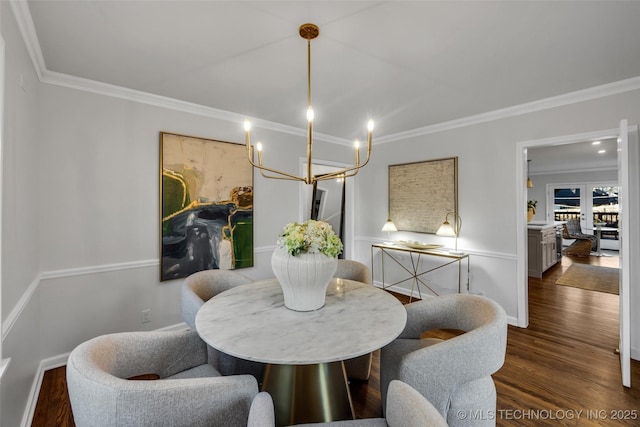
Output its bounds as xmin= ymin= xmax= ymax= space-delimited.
xmin=21 ymin=353 xmax=68 ymax=427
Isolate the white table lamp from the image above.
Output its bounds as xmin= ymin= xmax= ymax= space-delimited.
xmin=381 ymin=219 xmax=397 ymax=243
xmin=436 ymin=213 xmax=463 ymax=255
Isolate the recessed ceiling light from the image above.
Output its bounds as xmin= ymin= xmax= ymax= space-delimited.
xmin=592 ymin=141 xmax=601 ymax=145
xmin=598 ymin=149 xmax=606 ymax=154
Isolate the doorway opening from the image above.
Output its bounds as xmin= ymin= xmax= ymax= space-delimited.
xmin=517 ymin=123 xmax=635 ymax=388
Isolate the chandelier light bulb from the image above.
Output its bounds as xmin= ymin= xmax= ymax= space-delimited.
xmin=256 ymin=142 xmax=263 ymax=152
xmin=354 ymin=140 xmax=360 ymax=149
xmin=244 ymin=119 xmax=251 ymax=132
xmin=367 ymin=120 xmax=374 ymax=132
xmin=307 ymin=106 xmax=315 ymax=122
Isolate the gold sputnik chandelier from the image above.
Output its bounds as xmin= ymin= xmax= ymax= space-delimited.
xmin=244 ymin=23 xmax=374 ymax=185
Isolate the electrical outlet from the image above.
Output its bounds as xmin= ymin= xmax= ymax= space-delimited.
xmin=141 ymin=309 xmax=151 ymax=324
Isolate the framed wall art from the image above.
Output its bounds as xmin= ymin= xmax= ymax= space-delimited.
xmin=388 ymin=157 xmax=458 ymax=234
xmin=160 ymin=132 xmax=253 ymax=281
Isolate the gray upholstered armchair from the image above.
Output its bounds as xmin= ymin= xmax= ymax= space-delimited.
xmin=380 ymin=294 xmax=507 ymax=427
xmin=334 ymin=259 xmax=374 ymax=380
xmin=66 ymin=330 xmax=259 ymax=427
xmin=247 ymin=380 xmax=448 ymax=427
xmin=181 ymin=269 xmax=265 ymax=380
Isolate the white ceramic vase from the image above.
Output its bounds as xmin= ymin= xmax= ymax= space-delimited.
xmin=271 ymin=247 xmax=338 ymax=311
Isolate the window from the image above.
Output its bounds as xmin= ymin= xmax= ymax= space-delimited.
xmin=550 ymin=182 xmax=620 ymax=250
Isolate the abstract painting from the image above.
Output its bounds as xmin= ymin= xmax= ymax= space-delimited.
xmin=160 ymin=132 xmax=253 ymax=281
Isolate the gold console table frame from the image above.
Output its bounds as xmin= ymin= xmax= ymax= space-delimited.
xmin=371 ymin=243 xmax=470 ymax=301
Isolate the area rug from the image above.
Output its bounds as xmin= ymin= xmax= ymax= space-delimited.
xmin=555 ymin=264 xmax=619 ymax=295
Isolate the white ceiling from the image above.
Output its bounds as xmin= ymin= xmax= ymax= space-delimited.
xmin=19 ymin=1 xmax=640 ymax=145
xmin=528 ymin=137 xmax=619 ymax=175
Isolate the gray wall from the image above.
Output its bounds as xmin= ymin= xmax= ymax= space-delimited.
xmin=1 ymin=3 xmax=42 ymax=426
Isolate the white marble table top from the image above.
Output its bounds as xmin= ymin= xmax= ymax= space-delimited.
xmin=195 ymin=278 xmax=407 ymax=365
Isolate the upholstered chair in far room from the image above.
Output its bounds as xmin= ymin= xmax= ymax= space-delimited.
xmin=334 ymin=259 xmax=374 ymax=381
xmin=181 ymin=269 xmax=265 ymax=380
xmin=247 ymin=380 xmax=448 ymax=427
xmin=562 ymin=218 xmax=597 ymax=257
xmin=66 ymin=330 xmax=259 ymax=427
xmin=380 ymin=294 xmax=507 ymax=427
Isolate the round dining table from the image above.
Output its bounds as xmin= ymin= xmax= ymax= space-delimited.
xmin=195 ymin=277 xmax=407 ymax=426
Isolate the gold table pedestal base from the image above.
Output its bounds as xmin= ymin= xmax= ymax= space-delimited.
xmin=262 ymin=362 xmax=355 ymax=426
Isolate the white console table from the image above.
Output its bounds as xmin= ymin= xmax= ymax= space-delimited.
xmin=371 ymin=243 xmax=470 ymax=301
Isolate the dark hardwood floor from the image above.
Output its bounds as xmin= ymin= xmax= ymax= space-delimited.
xmin=32 ymin=253 xmax=640 ymax=426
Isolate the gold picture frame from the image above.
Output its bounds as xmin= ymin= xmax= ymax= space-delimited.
xmin=388 ymin=157 xmax=458 ymax=233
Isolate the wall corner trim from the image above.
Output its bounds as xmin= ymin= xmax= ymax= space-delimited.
xmin=1 ymin=274 xmax=40 ymax=341
xmin=0 ymin=357 xmax=11 ymax=381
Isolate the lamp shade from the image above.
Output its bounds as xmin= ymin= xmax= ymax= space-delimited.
xmin=381 ymin=219 xmax=398 ymax=232
xmin=436 ymin=221 xmax=456 ymax=237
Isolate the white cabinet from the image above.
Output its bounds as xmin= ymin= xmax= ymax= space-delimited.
xmin=528 ymin=225 xmax=560 ymax=278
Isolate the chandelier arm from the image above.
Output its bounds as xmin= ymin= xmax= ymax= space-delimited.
xmin=245 ymin=145 xmax=307 ymax=181
xmin=254 ymin=164 xmax=307 ymax=182
xmin=312 ymin=164 xmax=367 ymax=182
xmin=310 ymin=144 xmax=372 ymax=182
xmin=315 ymin=166 xmax=361 ymax=182
xmin=258 ymin=170 xmax=307 ymax=182
xmin=313 ymin=170 xmax=358 ymax=182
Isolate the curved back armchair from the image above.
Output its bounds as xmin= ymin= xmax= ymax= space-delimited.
xmin=333 ymin=259 xmax=374 ymax=380
xmin=247 ymin=380 xmax=448 ymax=427
xmin=66 ymin=330 xmax=259 ymax=427
xmin=181 ymin=269 xmax=265 ymax=379
xmin=181 ymin=269 xmax=254 ymax=329
xmin=334 ymin=259 xmax=372 ymax=284
xmin=380 ymin=294 xmax=507 ymax=426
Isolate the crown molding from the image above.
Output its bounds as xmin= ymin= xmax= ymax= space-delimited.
xmin=9 ymin=0 xmax=351 ymax=146
xmin=9 ymin=0 xmax=44 ymax=81
xmin=10 ymin=1 xmax=640 ymax=146
xmin=531 ymin=165 xmax=618 ymax=176
xmin=376 ymin=76 xmax=640 ymax=144
xmin=40 ymin=69 xmax=351 ymax=146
